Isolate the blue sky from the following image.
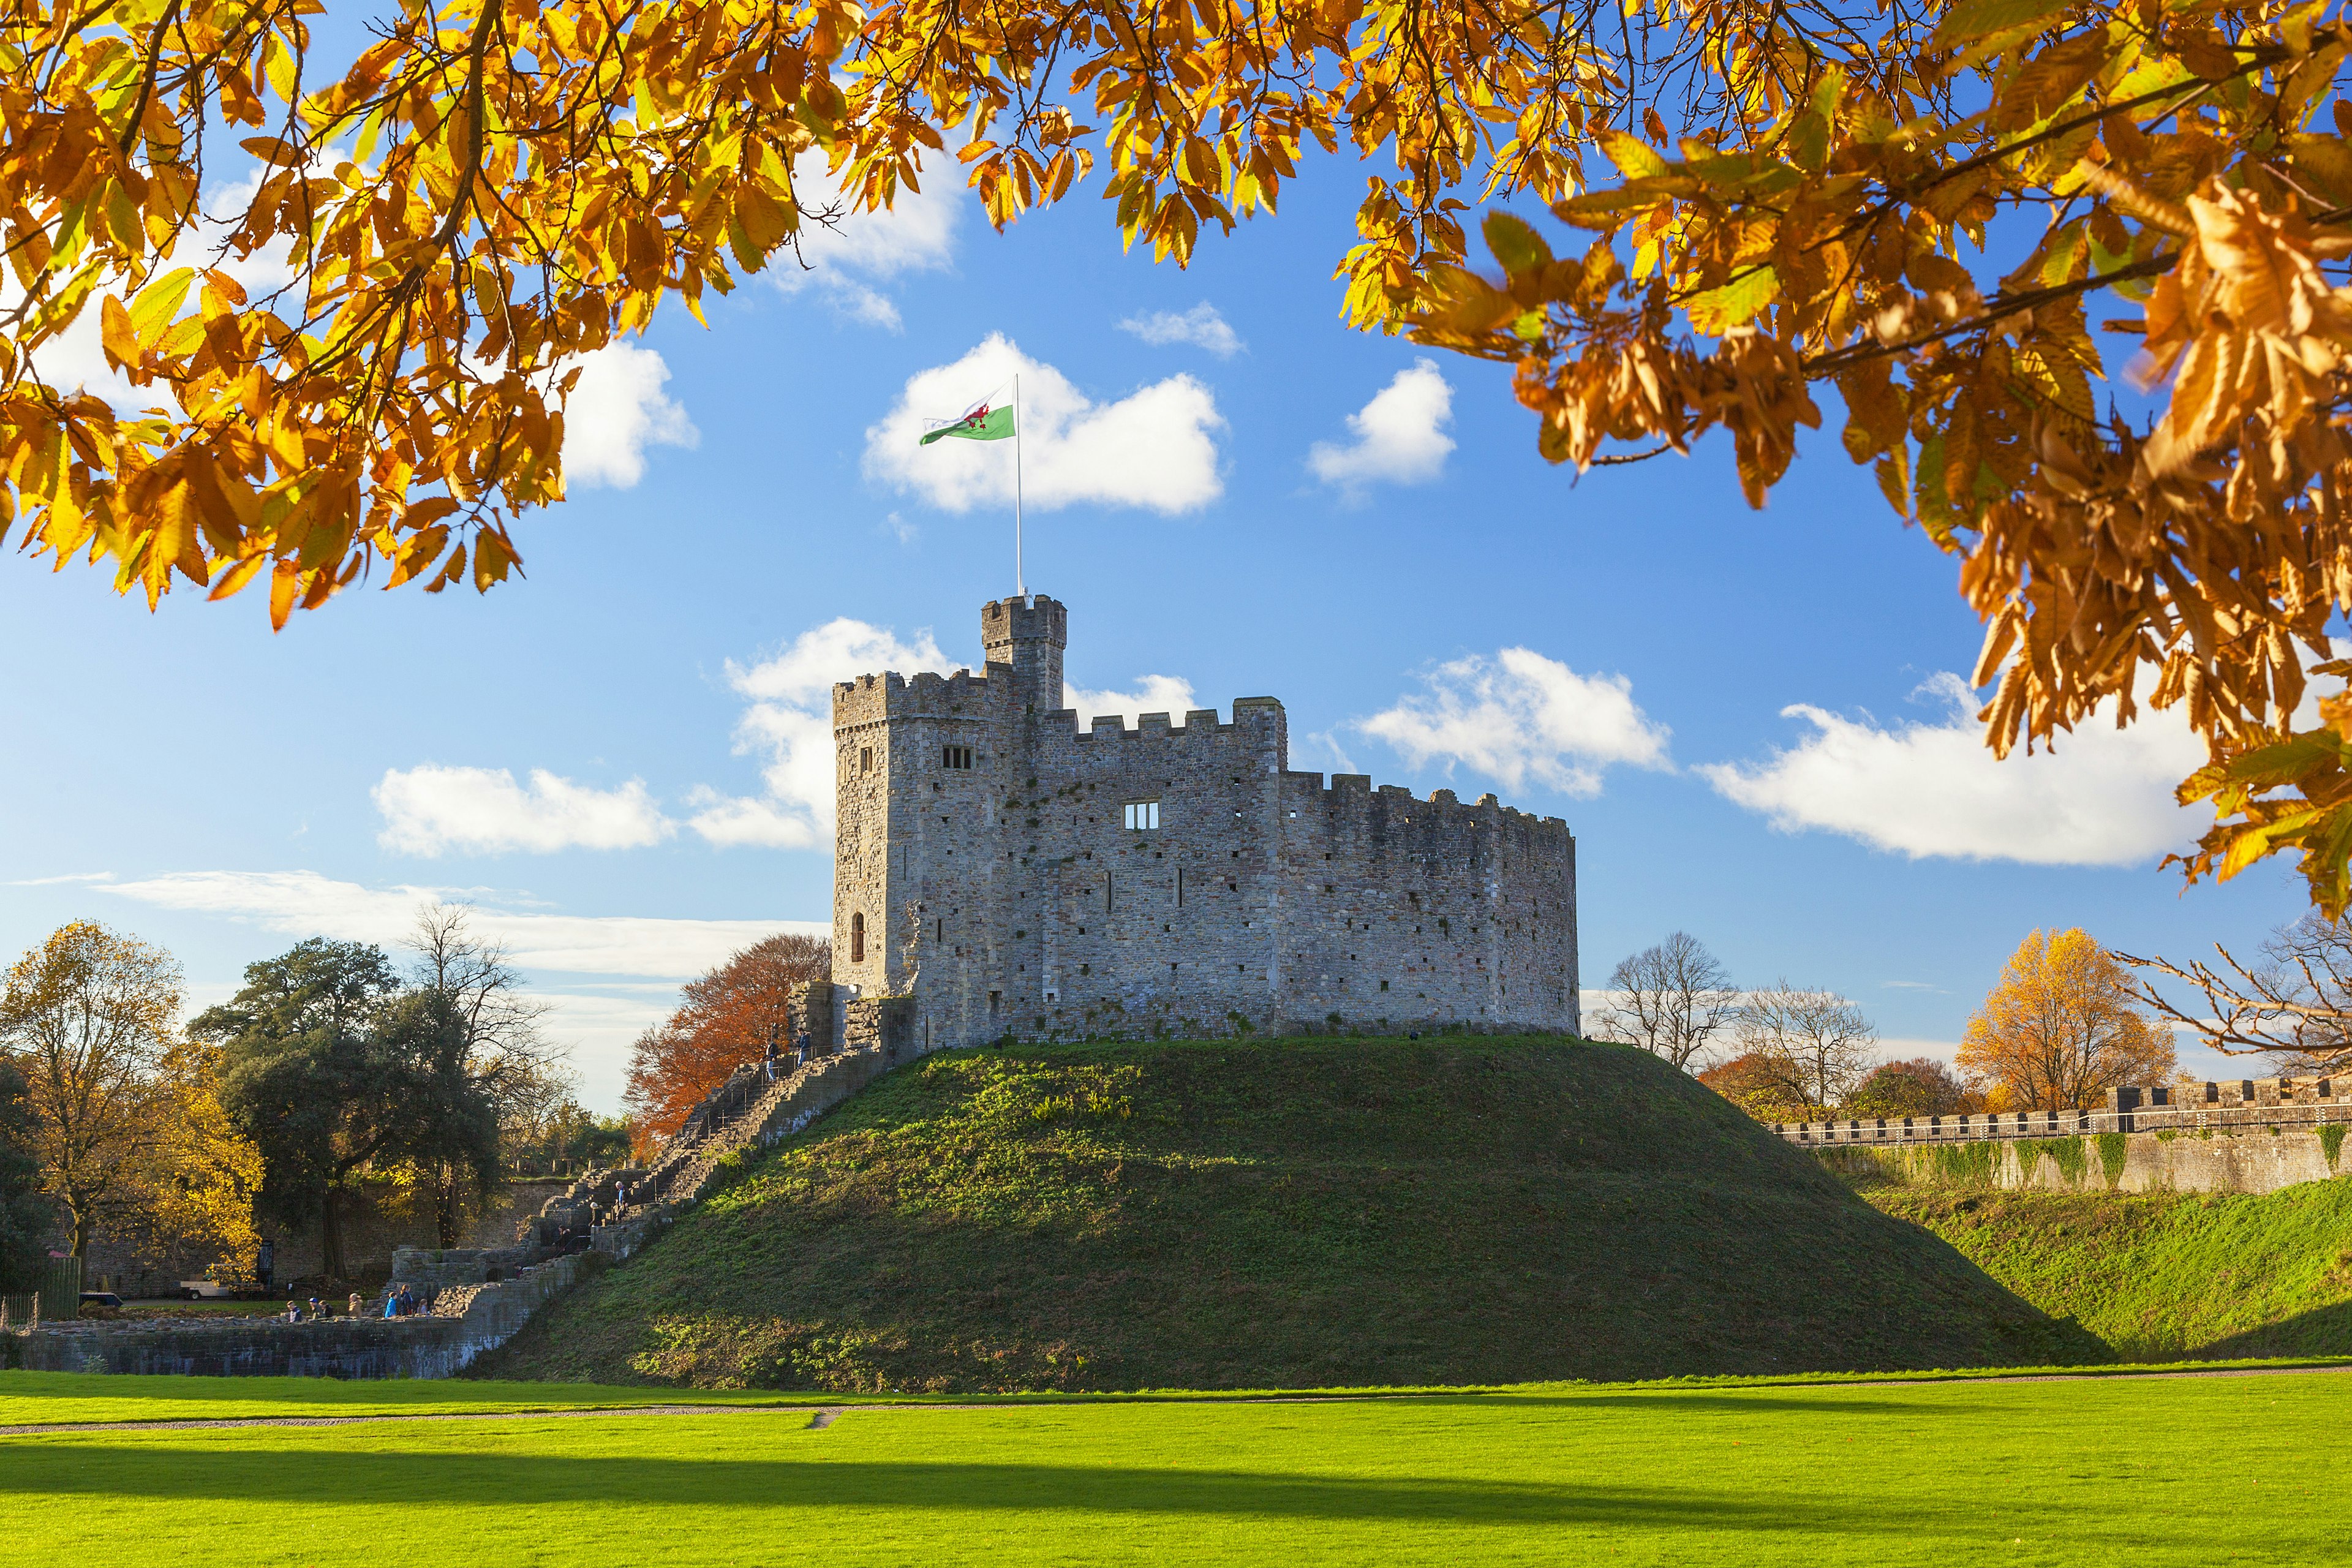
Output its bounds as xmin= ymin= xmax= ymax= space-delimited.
xmin=0 ymin=141 xmax=2302 ymax=1111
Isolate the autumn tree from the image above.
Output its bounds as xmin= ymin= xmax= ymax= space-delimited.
xmin=623 ymin=933 xmax=828 ymax=1144
xmin=1600 ymin=932 xmax=1739 ymax=1071
xmin=1697 ymin=1050 xmax=1808 ymax=1122
xmin=1846 ymin=1057 xmax=1979 ymax=1120
xmin=0 ymin=921 xmax=257 ymax=1267
xmin=1959 ymin=928 xmax=2174 ymax=1111
xmin=2124 ymin=911 xmax=2352 ymax=1076
xmin=1733 ymin=982 xmax=1880 ymax=1115
xmin=3 ymin=4 xmax=2350 ymax=910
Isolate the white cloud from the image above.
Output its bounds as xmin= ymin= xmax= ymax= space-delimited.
xmin=1065 ymin=675 xmax=1202 ymax=723
xmin=1360 ymin=648 xmax=1672 ymax=797
xmin=97 ymin=870 xmax=820 ymax=976
xmin=373 ymin=766 xmax=676 ymax=856
xmin=1697 ymin=673 xmax=2209 ymax=867
xmin=560 ymin=342 xmax=698 ymax=488
xmin=1118 ymin=303 xmax=1243 ymax=357
xmin=771 ymin=150 xmax=963 ymax=329
xmin=689 ymin=617 xmax=952 ymax=849
xmin=864 ymin=334 xmax=1224 ymax=514
xmin=1309 ymin=360 xmax=1456 ymax=492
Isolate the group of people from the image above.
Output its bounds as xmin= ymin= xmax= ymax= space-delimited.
xmin=763 ymin=1031 xmax=813 ymax=1082
xmin=276 ymin=1287 xmax=428 ymax=1322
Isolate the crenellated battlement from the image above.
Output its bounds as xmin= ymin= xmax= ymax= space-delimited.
xmin=832 ymin=665 xmax=1007 ymax=729
xmin=1776 ymin=1077 xmax=2351 ymax=1147
xmin=1039 ymin=698 xmax=1283 ymax=745
xmin=1276 ymin=770 xmax=1573 ymax=839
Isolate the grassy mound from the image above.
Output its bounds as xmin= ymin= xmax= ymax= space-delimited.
xmin=1872 ymin=1182 xmax=2352 ymax=1360
xmin=480 ymin=1036 xmax=2097 ymax=1391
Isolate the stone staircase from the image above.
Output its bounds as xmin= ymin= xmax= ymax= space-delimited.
xmin=589 ymin=1046 xmax=896 ymax=1259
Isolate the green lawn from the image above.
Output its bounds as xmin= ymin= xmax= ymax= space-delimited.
xmin=0 ymin=1368 xmax=2340 ymax=1565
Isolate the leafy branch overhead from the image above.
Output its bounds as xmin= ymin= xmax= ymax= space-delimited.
xmin=2 ymin=2 xmax=2351 ymax=904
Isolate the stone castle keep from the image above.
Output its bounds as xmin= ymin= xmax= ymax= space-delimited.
xmin=827 ymin=594 xmax=1580 ymax=1047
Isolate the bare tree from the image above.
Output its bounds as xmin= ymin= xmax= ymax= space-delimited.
xmin=1600 ymin=932 xmax=1739 ymax=1071
xmin=407 ymin=904 xmax=571 ymax=1241
xmin=1735 ymin=982 xmax=1879 ymax=1115
xmin=2123 ymin=914 xmax=2352 ymax=1077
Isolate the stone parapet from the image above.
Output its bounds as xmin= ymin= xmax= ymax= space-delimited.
xmin=1774 ymin=1079 xmax=2350 ymax=1148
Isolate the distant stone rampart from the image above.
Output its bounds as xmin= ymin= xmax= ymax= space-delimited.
xmin=1786 ymin=1078 xmax=2352 ymax=1197
xmin=1776 ymin=1076 xmax=2351 ymax=1147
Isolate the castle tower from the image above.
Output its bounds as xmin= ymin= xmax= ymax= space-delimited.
xmin=982 ymin=594 xmax=1065 ymax=714
xmin=831 ymin=589 xmax=1577 ymax=1055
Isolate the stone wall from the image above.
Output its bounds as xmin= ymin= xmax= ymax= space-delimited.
xmin=75 ymin=1177 xmax=574 ymax=1297
xmin=1823 ymin=1123 xmax=2346 ymax=1197
xmin=832 ymin=594 xmax=1580 ymax=1050
xmin=1777 ymin=1077 xmax=2351 ymax=1151
xmin=843 ymin=996 xmax=915 ymax=1060
xmin=16 ymin=1251 xmax=601 ymax=1378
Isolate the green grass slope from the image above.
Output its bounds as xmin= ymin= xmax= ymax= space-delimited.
xmin=1873 ymin=1182 xmax=2352 ymax=1360
xmin=480 ymin=1036 xmax=2097 ymax=1392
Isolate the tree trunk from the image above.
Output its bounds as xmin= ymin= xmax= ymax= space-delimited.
xmin=436 ymin=1163 xmax=461 ymax=1249
xmin=320 ymin=1187 xmax=347 ymax=1283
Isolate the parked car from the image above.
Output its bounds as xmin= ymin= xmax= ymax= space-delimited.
xmin=78 ymin=1291 xmax=123 ymax=1308
xmin=177 ymin=1280 xmax=233 ymax=1300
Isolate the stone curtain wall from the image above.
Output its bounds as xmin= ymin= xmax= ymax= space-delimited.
xmin=1820 ymin=1126 xmax=2346 ymax=1197
xmin=1271 ymin=773 xmax=1578 ymax=1036
xmin=1779 ymin=1077 xmax=2351 ymax=1147
xmin=833 ymin=594 xmax=1581 ymax=1050
xmin=1787 ymin=1077 xmax=2352 ymax=1196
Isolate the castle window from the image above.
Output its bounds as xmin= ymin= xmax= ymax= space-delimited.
xmin=850 ymin=913 xmax=865 ymax=963
xmin=943 ymin=745 xmax=973 ymax=770
xmin=861 ymin=747 xmax=873 ymax=773
xmin=1124 ymin=801 xmax=1159 ymax=831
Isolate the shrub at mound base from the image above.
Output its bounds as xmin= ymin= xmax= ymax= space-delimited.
xmin=478 ymin=1037 xmax=2098 ymax=1391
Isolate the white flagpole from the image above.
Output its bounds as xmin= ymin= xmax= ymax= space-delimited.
xmin=1013 ymin=373 xmax=1026 ymax=598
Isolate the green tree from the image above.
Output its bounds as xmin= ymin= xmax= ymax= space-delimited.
xmin=0 ymin=1058 xmax=53 ymax=1291
xmin=376 ymin=987 xmax=503 ymax=1250
xmin=195 ymin=938 xmax=410 ymax=1281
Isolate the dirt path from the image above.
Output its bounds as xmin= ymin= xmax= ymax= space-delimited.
xmin=2 ymin=1362 xmax=2345 ymax=1438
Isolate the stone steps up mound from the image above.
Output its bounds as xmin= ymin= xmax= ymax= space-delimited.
xmin=590 ymin=1048 xmax=895 ymax=1260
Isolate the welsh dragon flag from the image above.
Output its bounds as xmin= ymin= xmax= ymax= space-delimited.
xmin=919 ymin=402 xmax=1014 ymax=444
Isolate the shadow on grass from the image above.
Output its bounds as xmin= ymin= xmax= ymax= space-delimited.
xmin=2197 ymin=1299 xmax=2352 ymax=1360
xmin=0 ymin=1444 xmax=1922 ymax=1531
